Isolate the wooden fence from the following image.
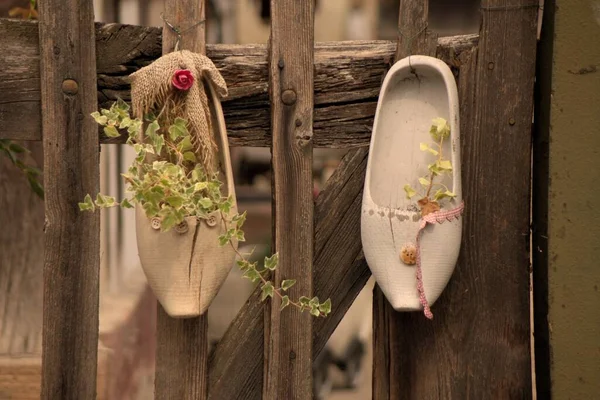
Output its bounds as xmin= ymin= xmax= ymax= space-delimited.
xmin=0 ymin=0 xmax=540 ymax=398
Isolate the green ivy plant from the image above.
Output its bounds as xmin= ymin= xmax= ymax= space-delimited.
xmin=0 ymin=139 xmax=44 ymax=199
xmin=79 ymin=99 xmax=331 ymax=317
xmin=403 ymin=118 xmax=456 ymax=216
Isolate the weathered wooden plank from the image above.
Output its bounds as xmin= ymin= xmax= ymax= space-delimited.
xmin=0 ymin=18 xmax=477 ymax=147
xmin=38 ymin=0 xmax=101 ymax=398
xmin=373 ymin=1 xmax=437 ymax=398
xmin=264 ymin=1 xmax=315 ymax=398
xmin=208 ymin=148 xmax=371 ymax=399
xmin=373 ymin=0 xmax=537 ymax=398
xmin=154 ymin=2 xmax=209 ymax=400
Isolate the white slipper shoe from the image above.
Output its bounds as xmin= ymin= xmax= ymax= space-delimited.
xmin=135 ymin=79 xmax=237 ymax=318
xmin=361 ymin=55 xmax=464 ymax=319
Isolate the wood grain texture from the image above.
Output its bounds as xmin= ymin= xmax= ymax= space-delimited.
xmin=0 ymin=143 xmax=44 ymax=355
xmin=154 ymin=2 xmax=209 ymax=399
xmin=38 ymin=0 xmax=101 ymax=398
xmin=208 ymin=148 xmax=371 ymax=400
xmin=373 ymin=0 xmax=537 ymax=398
xmin=264 ymin=1 xmax=315 ymax=398
xmin=0 ymin=19 xmax=477 ymax=147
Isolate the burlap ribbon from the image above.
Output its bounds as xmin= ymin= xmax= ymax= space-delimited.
xmin=129 ymin=50 xmax=228 ymax=172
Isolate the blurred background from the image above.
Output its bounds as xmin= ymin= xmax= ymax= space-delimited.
xmin=0 ymin=0 xmax=480 ymax=398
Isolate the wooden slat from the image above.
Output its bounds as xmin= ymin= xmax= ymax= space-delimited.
xmin=38 ymin=0 xmax=101 ymax=398
xmin=264 ymin=1 xmax=315 ymax=398
xmin=373 ymin=0 xmax=538 ymax=398
xmin=0 ymin=18 xmax=477 ymax=147
xmin=154 ymin=2 xmax=209 ymax=399
xmin=208 ymin=148 xmax=371 ymax=400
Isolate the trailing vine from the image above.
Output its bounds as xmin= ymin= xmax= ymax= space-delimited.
xmin=403 ymin=117 xmax=456 ymax=216
xmin=79 ymin=99 xmax=331 ymax=317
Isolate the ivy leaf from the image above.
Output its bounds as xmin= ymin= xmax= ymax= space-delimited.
xmin=243 ymin=268 xmax=261 ymax=283
xmin=438 ymin=160 xmax=453 ymax=172
xmin=218 ymin=234 xmax=229 ymax=246
xmin=199 ymin=197 xmax=213 ymax=209
xmin=119 ymin=117 xmax=132 ymax=129
xmin=430 ymin=117 xmax=450 ymax=140
xmin=264 ymin=253 xmax=279 ymax=271
xmin=78 ymin=194 xmax=95 ymax=211
xmin=8 ymin=142 xmax=26 ymax=154
xmin=261 ymin=282 xmax=274 ymax=301
xmin=183 ymin=151 xmax=197 ymax=163
xmin=91 ymin=111 xmax=108 ymax=125
xmin=178 ymin=136 xmax=193 ymax=152
xmin=404 ymin=184 xmax=417 ymax=199
xmin=235 ymin=230 xmax=245 ymax=242
xmin=310 ymin=305 xmax=321 ymax=317
xmin=418 ymin=177 xmax=430 ymax=187
xmin=280 ymin=295 xmax=290 ymax=310
xmin=309 ymin=296 xmax=320 ymax=307
xmin=299 ymin=296 xmax=311 ymax=311
xmin=319 ymin=298 xmax=332 ymax=315
xmin=120 ymin=198 xmax=134 ymax=209
xmin=428 ymin=162 xmax=442 ymax=176
xmin=153 ymin=134 xmax=165 ymax=155
xmin=161 ymin=212 xmax=179 ymax=232
xmin=166 ymin=195 xmax=184 ymax=209
xmin=419 ymin=142 xmax=438 ymax=155
xmin=168 ymin=118 xmax=189 ymax=141
xmin=234 ymin=211 xmax=247 ymax=229
xmin=145 ymin=120 xmax=160 ymax=139
xmin=103 ymin=125 xmax=120 ymax=138
xmin=281 ymin=279 xmax=296 ymax=291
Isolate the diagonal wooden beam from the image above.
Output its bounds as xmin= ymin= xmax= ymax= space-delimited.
xmin=0 ymin=18 xmax=477 ymax=147
xmin=208 ymin=147 xmax=371 ymax=399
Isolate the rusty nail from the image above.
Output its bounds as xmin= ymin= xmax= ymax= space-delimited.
xmin=488 ymin=62 xmax=494 ymax=70
xmin=278 ymin=59 xmax=285 ymax=69
xmin=289 ymin=350 xmax=296 ymax=360
xmin=62 ymin=79 xmax=78 ymax=95
xmin=509 ymin=118 xmax=516 ymax=125
xmin=295 ymin=118 xmax=302 ymax=127
xmin=281 ymin=89 xmax=297 ymax=105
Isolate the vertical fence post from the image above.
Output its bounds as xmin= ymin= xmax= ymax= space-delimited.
xmin=154 ymin=1 xmax=209 ymax=399
xmin=38 ymin=0 xmax=100 ymax=398
xmin=373 ymin=0 xmax=538 ymax=398
xmin=264 ymin=0 xmax=315 ymax=398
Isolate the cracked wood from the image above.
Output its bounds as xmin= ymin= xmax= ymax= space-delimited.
xmin=0 ymin=19 xmax=477 ymax=147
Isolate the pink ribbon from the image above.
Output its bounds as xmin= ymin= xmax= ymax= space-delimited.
xmin=415 ymin=201 xmax=465 ymax=319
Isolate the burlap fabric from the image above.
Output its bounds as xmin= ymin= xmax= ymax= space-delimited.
xmin=130 ymin=50 xmax=228 ymax=172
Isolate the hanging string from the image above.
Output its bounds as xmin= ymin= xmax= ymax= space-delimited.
xmin=397 ymin=23 xmax=428 ymax=73
xmin=160 ymin=13 xmax=206 ymax=52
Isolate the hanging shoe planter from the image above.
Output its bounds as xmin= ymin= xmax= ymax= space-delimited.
xmin=361 ymin=55 xmax=464 ymax=319
xmin=127 ymin=51 xmax=238 ymax=318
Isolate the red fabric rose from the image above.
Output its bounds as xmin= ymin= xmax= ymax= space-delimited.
xmin=172 ymin=69 xmax=194 ymax=91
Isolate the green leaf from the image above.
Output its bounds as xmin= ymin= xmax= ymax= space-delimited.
xmin=438 ymin=159 xmax=453 ymax=171
xmin=160 ymin=212 xmax=179 ymax=232
xmin=310 ymin=305 xmax=321 ymax=317
xmin=183 ymin=151 xmax=197 ymax=163
xmin=428 ymin=162 xmax=442 ymax=176
xmin=199 ymin=197 xmax=213 ymax=209
xmin=418 ymin=177 xmax=430 ymax=187
xmin=119 ymin=117 xmax=132 ymax=129
xmin=419 ymin=142 xmax=438 ymax=155
xmin=145 ymin=120 xmax=160 ymax=139
xmin=233 ymin=211 xmax=247 ymax=229
xmin=218 ymin=234 xmax=229 ymax=247
xmin=235 ymin=230 xmax=246 ymax=242
xmin=120 ymin=198 xmax=134 ymax=208
xmin=243 ymin=268 xmax=261 ymax=283
xmin=166 ymin=195 xmax=184 ymax=209
xmin=95 ymin=194 xmax=117 ymax=208
xmin=264 ymin=253 xmax=279 ymax=271
xmin=280 ymin=295 xmax=290 ymax=310
xmin=261 ymin=282 xmax=274 ymax=301
xmin=430 ymin=117 xmax=450 ymax=140
xmin=319 ymin=298 xmax=332 ymax=315
xmin=178 ymin=136 xmax=193 ymax=152
xmin=78 ymin=194 xmax=95 ymax=211
xmin=299 ymin=296 xmax=311 ymax=307
xmin=91 ymin=111 xmax=108 ymax=125
xmin=194 ymin=182 xmax=208 ymax=192
xmin=309 ymin=296 xmax=320 ymax=307
xmin=281 ymin=279 xmax=296 ymax=291
xmin=168 ymin=118 xmax=189 ymax=141
xmin=153 ymin=134 xmax=165 ymax=155
xmin=8 ymin=143 xmax=26 ymax=154
xmin=404 ymin=184 xmax=417 ymax=199
xmin=103 ymin=125 xmax=120 ymax=138
xmin=433 ymin=189 xmax=457 ymax=202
